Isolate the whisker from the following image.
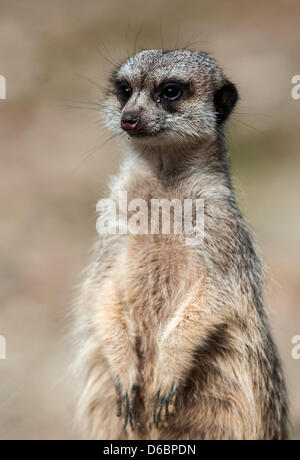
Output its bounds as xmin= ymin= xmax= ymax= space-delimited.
xmin=66 ymin=105 xmax=101 ymax=113
xmin=95 ymin=43 xmax=116 ymax=68
xmin=133 ymin=23 xmax=144 ymax=55
xmin=67 ymin=103 xmax=105 ymax=112
xmin=75 ymin=73 xmax=105 ymax=93
xmin=125 ymin=23 xmax=131 ymax=60
xmin=183 ymin=39 xmax=210 ymax=49
xmin=231 ymin=116 xmax=263 ymax=133
xmin=234 ymin=111 xmax=269 ymax=118
xmin=72 ymin=132 xmax=122 ymax=173
xmin=61 ymin=99 xmax=106 ymax=115
xmin=81 ymin=118 xmax=107 ymax=135
xmin=95 ymin=42 xmax=120 ymax=68
xmin=159 ymin=22 xmax=165 ymax=50
xmin=101 ymin=41 xmax=120 ymax=67
xmin=174 ymin=23 xmax=180 ymax=50
xmin=62 ymin=97 xmax=104 ymax=108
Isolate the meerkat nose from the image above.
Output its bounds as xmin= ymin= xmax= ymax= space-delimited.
xmin=121 ymin=113 xmax=140 ymax=132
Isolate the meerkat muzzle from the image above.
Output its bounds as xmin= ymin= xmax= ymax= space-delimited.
xmin=121 ymin=113 xmax=139 ymax=132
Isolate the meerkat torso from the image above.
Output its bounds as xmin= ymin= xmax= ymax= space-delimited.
xmin=72 ymin=50 xmax=288 ymax=440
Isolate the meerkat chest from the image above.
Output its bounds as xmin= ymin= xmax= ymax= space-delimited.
xmin=100 ymin=184 xmax=204 ymax=318
xmin=115 ymin=232 xmax=199 ymax=321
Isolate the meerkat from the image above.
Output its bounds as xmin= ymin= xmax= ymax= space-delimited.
xmin=72 ymin=49 xmax=288 ymax=440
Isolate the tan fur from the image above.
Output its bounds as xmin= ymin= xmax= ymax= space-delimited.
xmin=71 ymin=50 xmax=288 ymax=440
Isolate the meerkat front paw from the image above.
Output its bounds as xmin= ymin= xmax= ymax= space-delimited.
xmin=153 ymin=380 xmax=179 ymax=429
xmin=114 ymin=376 xmax=140 ymax=430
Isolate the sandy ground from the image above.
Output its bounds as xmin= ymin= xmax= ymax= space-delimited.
xmin=0 ymin=0 xmax=299 ymax=439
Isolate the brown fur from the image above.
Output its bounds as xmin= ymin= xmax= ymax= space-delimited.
xmin=72 ymin=50 xmax=288 ymax=440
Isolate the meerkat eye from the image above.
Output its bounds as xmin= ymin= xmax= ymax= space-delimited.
xmin=117 ymin=81 xmax=132 ymax=101
xmin=161 ymin=84 xmax=183 ymax=101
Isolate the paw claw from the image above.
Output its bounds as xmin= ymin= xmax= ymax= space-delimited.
xmin=114 ymin=377 xmax=122 ymax=417
xmin=114 ymin=378 xmax=139 ymax=431
xmin=122 ymin=392 xmax=132 ymax=430
xmin=153 ymin=382 xmax=179 ymax=429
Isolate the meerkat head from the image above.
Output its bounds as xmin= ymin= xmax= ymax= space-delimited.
xmin=103 ymin=49 xmax=238 ymax=148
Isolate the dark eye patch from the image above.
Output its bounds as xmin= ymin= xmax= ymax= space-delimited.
xmin=155 ymin=80 xmax=192 ymax=112
xmin=161 ymin=84 xmax=183 ymax=101
xmin=115 ymin=80 xmax=132 ymax=103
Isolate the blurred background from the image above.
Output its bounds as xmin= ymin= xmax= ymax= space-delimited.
xmin=0 ymin=0 xmax=299 ymax=439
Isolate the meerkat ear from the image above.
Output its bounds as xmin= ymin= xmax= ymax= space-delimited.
xmin=214 ymin=80 xmax=238 ymax=124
